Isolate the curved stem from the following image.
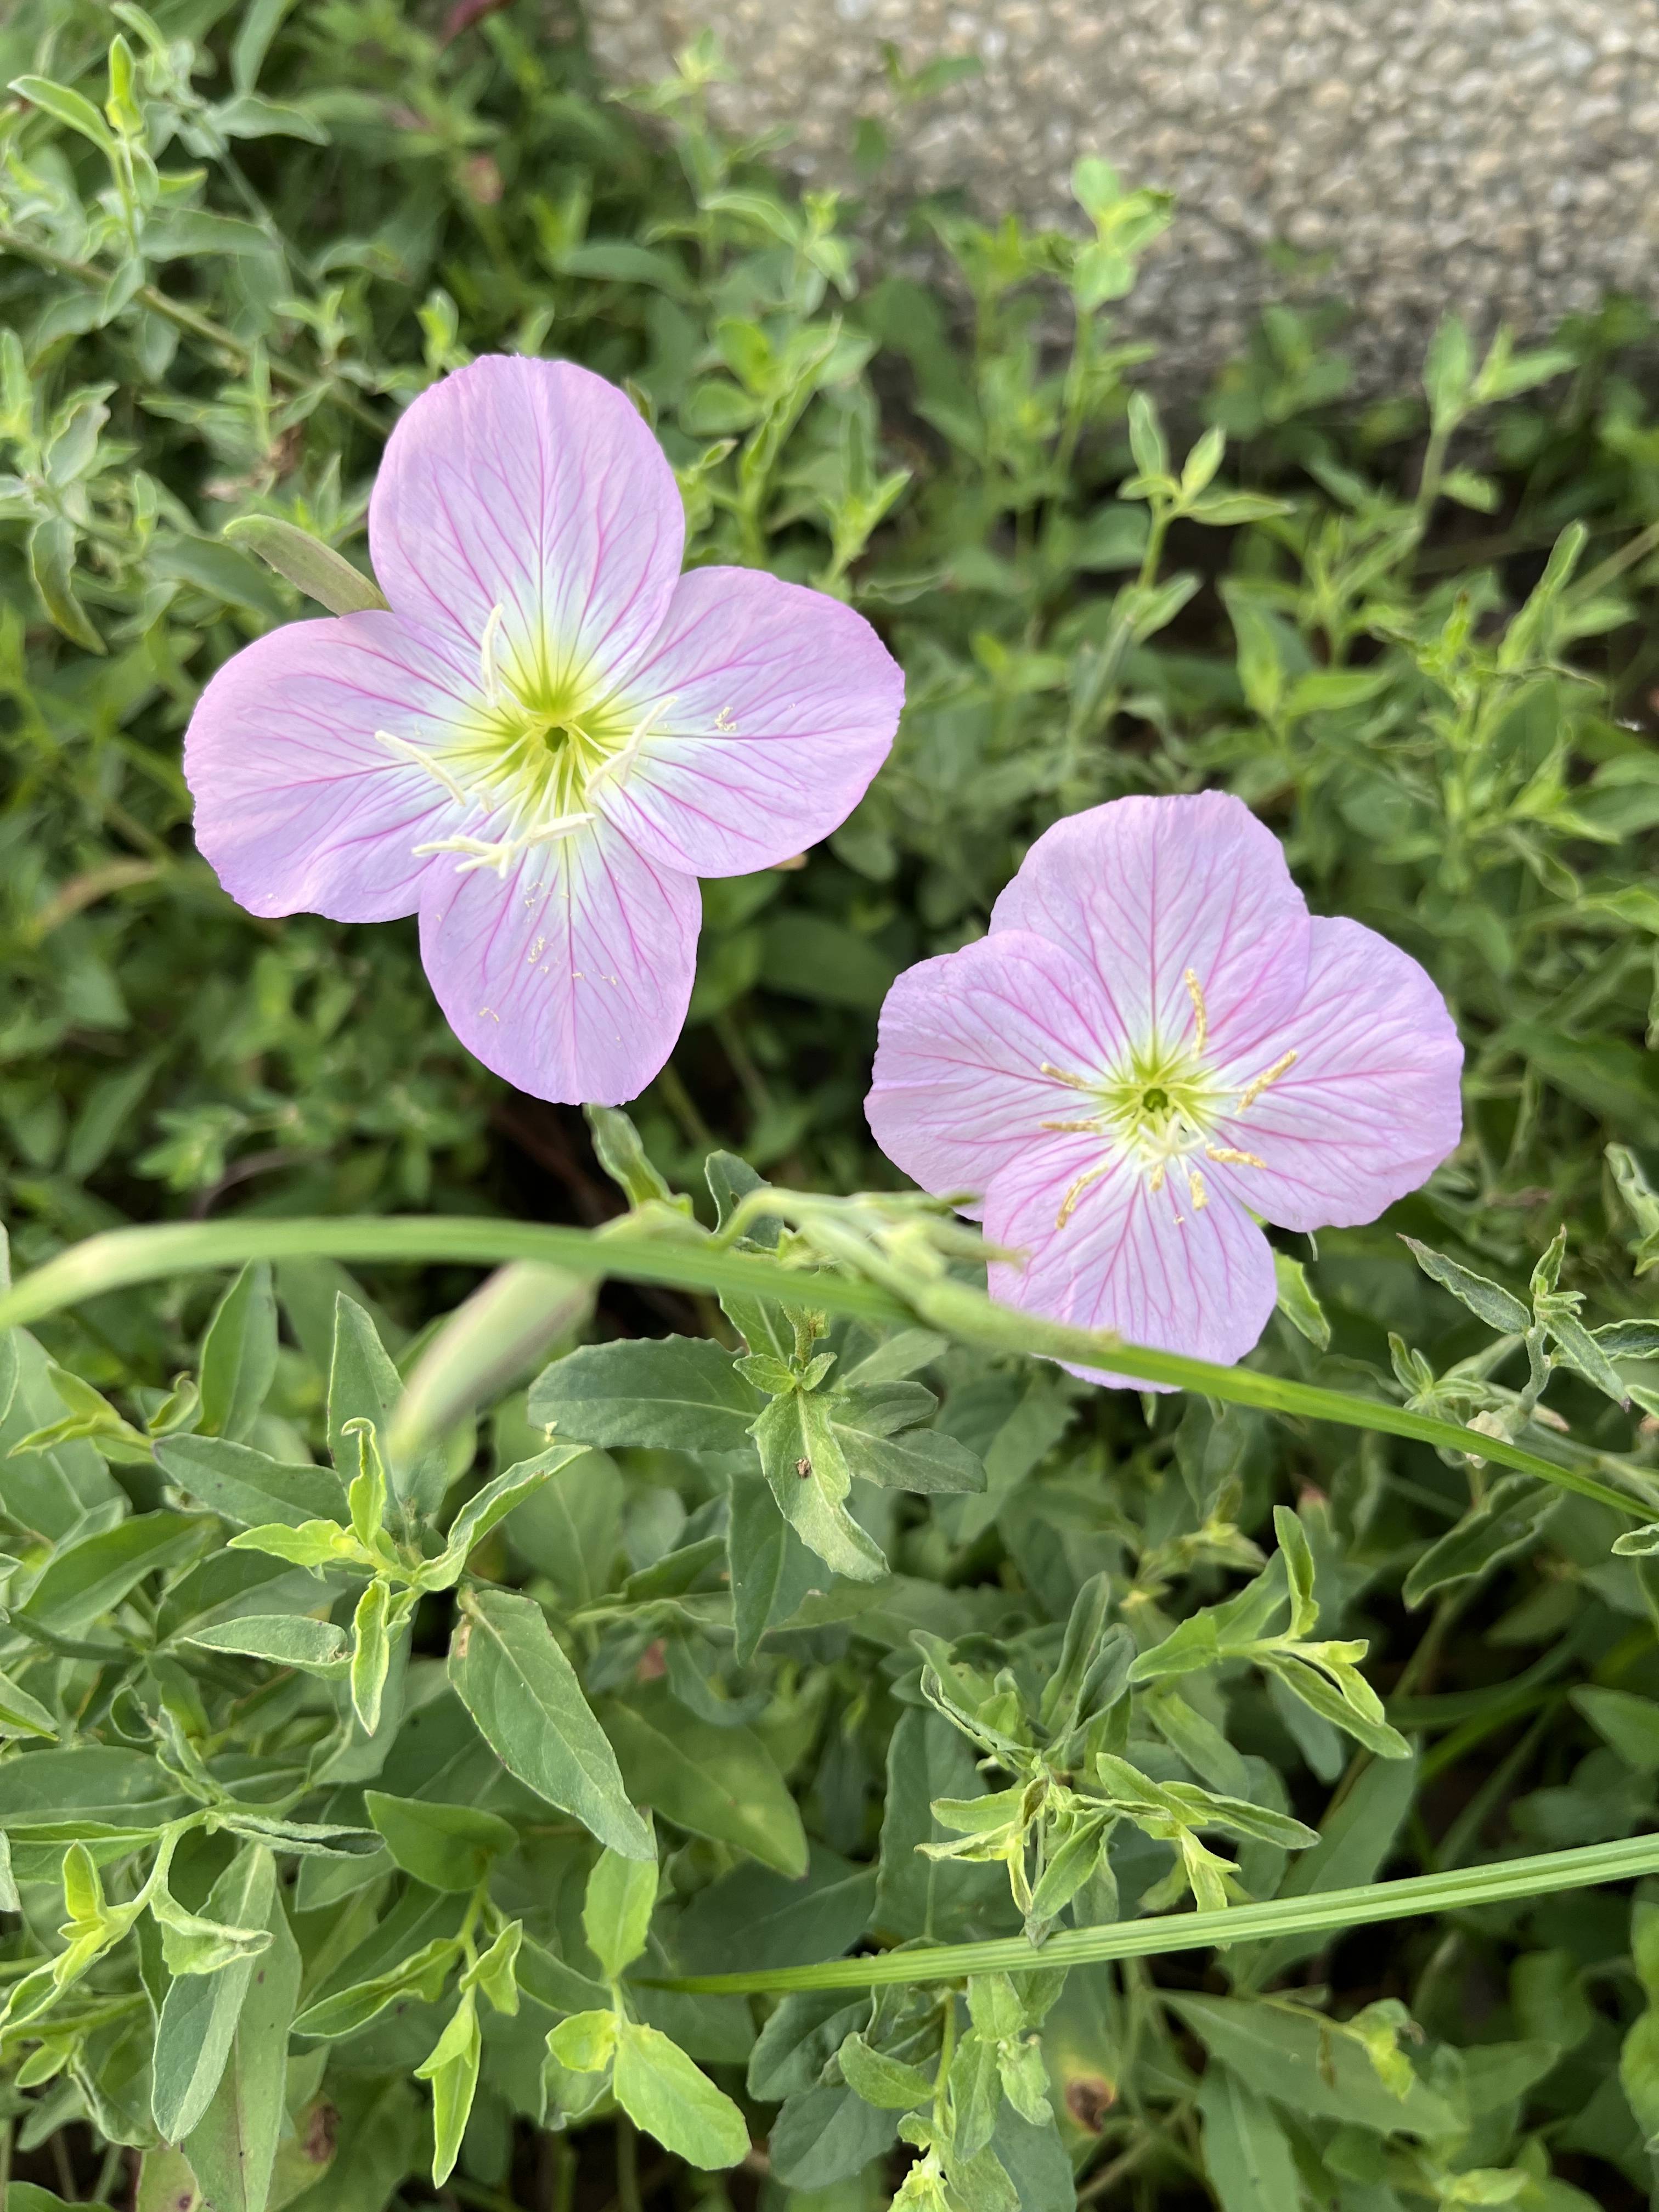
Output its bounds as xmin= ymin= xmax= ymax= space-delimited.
xmin=0 ymin=1214 xmax=1646 ymax=1517
xmin=644 ymin=1832 xmax=1659 ymax=1995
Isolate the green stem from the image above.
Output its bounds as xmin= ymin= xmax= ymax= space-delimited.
xmin=645 ymin=1832 xmax=1659 ymax=1994
xmin=0 ymin=1215 xmax=1647 ymax=1519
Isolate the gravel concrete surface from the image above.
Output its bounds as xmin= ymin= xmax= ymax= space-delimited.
xmin=583 ymin=0 xmax=1659 ymax=386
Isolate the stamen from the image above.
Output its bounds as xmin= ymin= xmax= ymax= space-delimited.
xmin=478 ymin=604 xmax=507 ymax=705
xmin=1040 ymin=1116 xmax=1106 ymax=1133
xmin=1236 ymin=1048 xmax=1296 ymax=1112
xmin=1205 ymin=1143 xmax=1267 ymax=1169
xmin=376 ymin=730 xmax=471 ymax=805
xmin=1056 ymin=1160 xmax=1111 ymax=1228
xmin=414 ymin=810 xmax=595 ymax=878
xmin=1188 ymin=1166 xmax=1209 ymax=1211
xmin=1040 ymin=1061 xmax=1093 ymax=1090
xmin=586 ymin=695 xmax=673 ymax=797
xmin=1183 ymin=967 xmax=1209 ymax=1055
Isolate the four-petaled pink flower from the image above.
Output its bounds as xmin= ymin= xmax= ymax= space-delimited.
xmin=185 ymin=356 xmax=904 ymax=1104
xmin=865 ymin=793 xmax=1463 ymax=1381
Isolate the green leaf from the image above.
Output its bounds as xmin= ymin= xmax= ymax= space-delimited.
xmin=751 ymin=1389 xmax=888 ymax=1583
xmin=182 ymin=1614 xmax=347 ymax=1673
xmin=449 ymin=1586 xmax=651 ymax=1859
xmin=414 ymin=1990 xmax=481 ymax=2186
xmin=0 ymin=1666 xmax=57 ymax=1740
xmin=21 ymin=1513 xmax=202 ymax=1634
xmin=1126 ymin=391 xmax=1168 ymax=481
xmin=1272 ymin=1252 xmax=1330 ymax=1350
xmin=10 ymin=74 xmax=118 ymax=152
xmin=1197 ymin=2064 xmax=1301 ymax=2211
xmin=602 ymin=1679 xmax=808 ymax=1876
xmin=228 ymin=1519 xmax=356 ymax=1572
xmin=152 ymin=1845 xmax=276 ymax=2142
xmin=142 ymin=208 xmax=276 ymax=259
xmin=547 ymin=2007 xmax=621 ymax=2072
xmin=198 ymin=1261 xmax=278 ymax=1441
xmin=219 ymin=516 xmax=388 ymax=615
xmin=1401 ymin=1474 xmax=1556 ymax=1607
xmin=155 ymin=1434 xmax=350 ymax=1530
xmin=349 ymin=1578 xmax=394 ymax=1733
xmin=583 ymin=1826 xmax=659 ymax=1978
xmin=1401 ymin=1237 xmax=1530 ymax=1333
xmin=838 ymin=2029 xmax=934 ymax=2109
xmin=26 ymin=514 xmax=104 ymax=652
xmin=585 ymin=1103 xmax=682 ymax=1209
xmin=613 ymin=2019 xmax=751 ymax=2168
xmin=1544 ymin=1305 xmax=1630 ymax=1403
xmin=180 ymin=1867 xmax=301 ymax=2212
xmin=364 ymin=1791 xmax=517 ymax=1892
xmin=528 ymin=1335 xmax=765 ymax=1452
xmin=1171 ymin=1993 xmax=1457 ymax=2135
xmin=429 ymin=1444 xmax=584 ymax=1585
xmin=829 ymin=1386 xmax=986 ymax=1494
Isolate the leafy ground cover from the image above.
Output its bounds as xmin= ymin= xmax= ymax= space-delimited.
xmin=2 ymin=2 xmax=1659 ymax=2208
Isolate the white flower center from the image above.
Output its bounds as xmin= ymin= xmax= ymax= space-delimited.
xmin=1040 ymin=969 xmax=1292 ymax=1228
xmin=378 ymin=607 xmax=673 ymax=879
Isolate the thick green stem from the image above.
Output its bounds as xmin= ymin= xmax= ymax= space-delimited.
xmin=0 ymin=1215 xmax=1647 ymax=1518
xmin=644 ymin=1832 xmax=1659 ymax=1994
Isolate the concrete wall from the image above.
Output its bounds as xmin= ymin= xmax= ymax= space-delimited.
xmin=584 ymin=0 xmax=1659 ymax=385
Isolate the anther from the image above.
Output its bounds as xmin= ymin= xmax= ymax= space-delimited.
xmin=1183 ymin=967 xmax=1209 ymax=1056
xmin=1188 ymin=1167 xmax=1209 ymax=1211
xmin=1040 ymin=1062 xmax=1093 ymax=1090
xmin=478 ymin=604 xmax=507 ymax=705
xmin=1040 ymin=1117 xmax=1105 ymax=1133
xmin=1056 ymin=1160 xmax=1111 ymax=1228
xmin=1205 ymin=1144 xmax=1267 ymax=1169
xmin=1236 ymin=1049 xmax=1296 ymax=1112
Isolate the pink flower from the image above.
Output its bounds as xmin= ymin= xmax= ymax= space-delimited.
xmin=865 ymin=793 xmax=1463 ymax=1382
xmin=185 ymin=357 xmax=903 ymax=1104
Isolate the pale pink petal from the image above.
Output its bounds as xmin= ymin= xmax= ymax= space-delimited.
xmin=990 ymin=793 xmax=1311 ymax=1063
xmin=984 ymin=1137 xmax=1278 ymax=1386
xmin=865 ymin=932 xmax=1132 ymax=1207
xmin=184 ymin=612 xmax=479 ymax=923
xmin=1202 ymin=916 xmax=1464 ymax=1232
xmin=369 ymin=356 xmax=683 ymax=694
xmin=416 ymin=819 xmax=698 ymax=1105
xmin=588 ymin=567 xmax=903 ymax=877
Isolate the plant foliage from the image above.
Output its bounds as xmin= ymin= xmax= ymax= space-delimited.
xmin=2 ymin=1 xmax=1659 ymax=2207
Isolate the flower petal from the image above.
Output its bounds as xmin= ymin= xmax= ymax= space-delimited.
xmin=865 ymin=931 xmax=1132 ymax=1208
xmin=1203 ymin=915 xmax=1464 ymax=1232
xmin=369 ymin=356 xmax=684 ymax=692
xmin=589 ymin=567 xmax=903 ymax=877
xmin=984 ymin=1138 xmax=1278 ymax=1386
xmin=990 ymin=792 xmax=1311 ymax=1062
xmin=416 ymin=819 xmax=699 ymax=1105
xmin=184 ymin=611 xmax=478 ymax=923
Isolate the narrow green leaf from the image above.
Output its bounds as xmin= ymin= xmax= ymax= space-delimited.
xmin=197 ymin=1261 xmax=278 ymax=1441
xmin=584 ymin=1826 xmax=659 ymax=1979
xmin=221 ymin=516 xmax=388 ymax=614
xmin=152 ymin=1846 xmax=275 ymax=2141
